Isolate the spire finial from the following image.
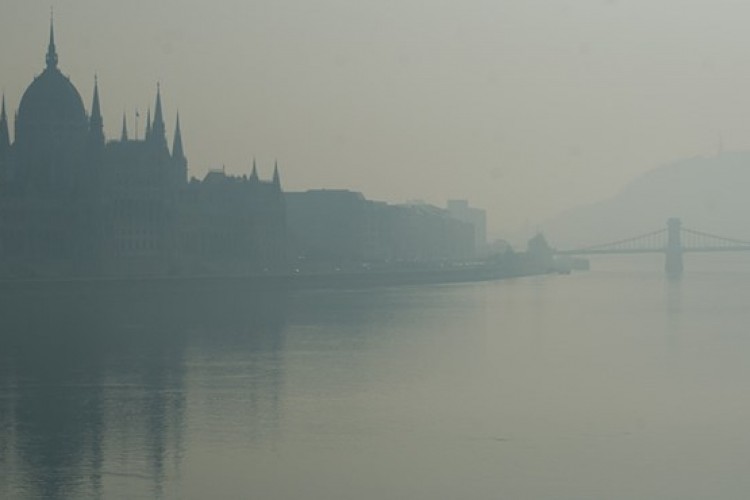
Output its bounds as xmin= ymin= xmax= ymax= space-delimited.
xmin=89 ymin=76 xmax=104 ymax=147
xmin=90 ymin=76 xmax=102 ymax=123
xmin=121 ymin=112 xmax=128 ymax=141
xmin=272 ymin=160 xmax=281 ymax=189
xmin=151 ymin=83 xmax=166 ymax=148
xmin=250 ymin=157 xmax=259 ymax=180
xmin=172 ymin=111 xmax=185 ymax=160
xmin=46 ymin=9 xmax=58 ymax=69
xmin=0 ymin=93 xmax=9 ymax=152
xmin=154 ymin=83 xmax=163 ymax=115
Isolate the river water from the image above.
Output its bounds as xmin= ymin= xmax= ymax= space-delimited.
xmin=2 ymin=254 xmax=750 ymax=499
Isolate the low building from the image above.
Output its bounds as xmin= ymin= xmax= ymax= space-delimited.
xmin=447 ymin=199 xmax=487 ymax=256
xmin=286 ymin=190 xmax=476 ymax=270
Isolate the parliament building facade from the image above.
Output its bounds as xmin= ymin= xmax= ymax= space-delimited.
xmin=0 ymin=24 xmax=287 ymax=278
xmin=0 ymin=23 xmax=482 ymax=279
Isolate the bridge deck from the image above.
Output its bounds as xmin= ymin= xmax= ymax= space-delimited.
xmin=557 ymin=246 xmax=750 ymax=255
xmin=554 ymin=221 xmax=750 ymax=266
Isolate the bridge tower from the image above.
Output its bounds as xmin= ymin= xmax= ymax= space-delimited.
xmin=665 ymin=217 xmax=683 ymax=276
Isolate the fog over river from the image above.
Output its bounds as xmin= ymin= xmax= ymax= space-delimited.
xmin=1 ymin=254 xmax=749 ymax=499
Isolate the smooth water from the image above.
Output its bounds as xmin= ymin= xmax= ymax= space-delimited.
xmin=2 ymin=254 xmax=750 ymax=499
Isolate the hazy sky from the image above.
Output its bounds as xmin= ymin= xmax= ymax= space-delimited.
xmin=1 ymin=0 xmax=748 ymax=237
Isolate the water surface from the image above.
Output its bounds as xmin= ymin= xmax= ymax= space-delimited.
xmin=2 ymin=254 xmax=750 ymax=499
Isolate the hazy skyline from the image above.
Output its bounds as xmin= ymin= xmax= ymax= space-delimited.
xmin=1 ymin=0 xmax=747 ymax=237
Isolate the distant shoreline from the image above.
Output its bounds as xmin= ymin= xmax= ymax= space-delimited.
xmin=0 ymin=265 xmax=553 ymax=294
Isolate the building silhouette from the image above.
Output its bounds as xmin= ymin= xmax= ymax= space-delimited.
xmin=286 ymin=190 xmax=476 ymax=271
xmin=0 ymin=21 xmax=286 ymax=278
xmin=446 ymin=200 xmax=486 ymax=255
xmin=0 ymin=20 xmax=482 ymax=279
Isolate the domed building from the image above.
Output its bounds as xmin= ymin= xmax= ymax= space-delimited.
xmin=14 ymin=21 xmax=89 ymax=193
xmin=0 ymin=20 xmax=288 ymax=278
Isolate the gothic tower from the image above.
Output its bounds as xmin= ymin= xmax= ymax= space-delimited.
xmin=0 ymin=95 xmax=9 ymax=156
xmin=172 ymin=112 xmax=187 ymax=183
xmin=149 ymin=84 xmax=168 ymax=153
xmin=88 ymin=76 xmax=105 ymax=150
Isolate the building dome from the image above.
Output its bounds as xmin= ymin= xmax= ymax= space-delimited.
xmin=13 ymin=21 xmax=89 ymax=191
xmin=15 ymin=67 xmax=87 ymax=140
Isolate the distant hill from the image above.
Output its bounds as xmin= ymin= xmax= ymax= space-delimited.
xmin=540 ymin=152 xmax=750 ymax=249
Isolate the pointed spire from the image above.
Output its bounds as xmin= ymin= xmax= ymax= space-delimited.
xmin=172 ymin=112 xmax=184 ymax=160
xmin=46 ymin=9 xmax=58 ymax=70
xmin=250 ymin=157 xmax=259 ymax=181
xmin=90 ymin=76 xmax=102 ymax=123
xmin=150 ymin=83 xmax=166 ymax=148
xmin=88 ymin=76 xmax=104 ymax=147
xmin=0 ymin=94 xmax=9 ymax=152
xmin=121 ymin=113 xmax=128 ymax=141
xmin=153 ymin=83 xmax=163 ymax=124
xmin=272 ymin=160 xmax=281 ymax=190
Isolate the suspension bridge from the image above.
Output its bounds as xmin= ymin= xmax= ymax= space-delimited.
xmin=556 ymin=218 xmax=750 ymax=275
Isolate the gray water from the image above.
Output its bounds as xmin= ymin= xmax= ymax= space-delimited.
xmin=2 ymin=254 xmax=750 ymax=499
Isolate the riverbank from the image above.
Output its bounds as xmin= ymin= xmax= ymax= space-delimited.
xmin=0 ymin=261 xmax=554 ymax=295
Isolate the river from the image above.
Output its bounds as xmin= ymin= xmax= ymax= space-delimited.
xmin=2 ymin=253 xmax=750 ymax=499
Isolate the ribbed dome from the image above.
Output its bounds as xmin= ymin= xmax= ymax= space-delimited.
xmin=16 ymin=67 xmax=87 ymax=143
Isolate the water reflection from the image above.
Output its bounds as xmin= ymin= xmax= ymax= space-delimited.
xmin=7 ymin=270 xmax=747 ymax=500
xmin=0 ymin=283 xmax=288 ymax=499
